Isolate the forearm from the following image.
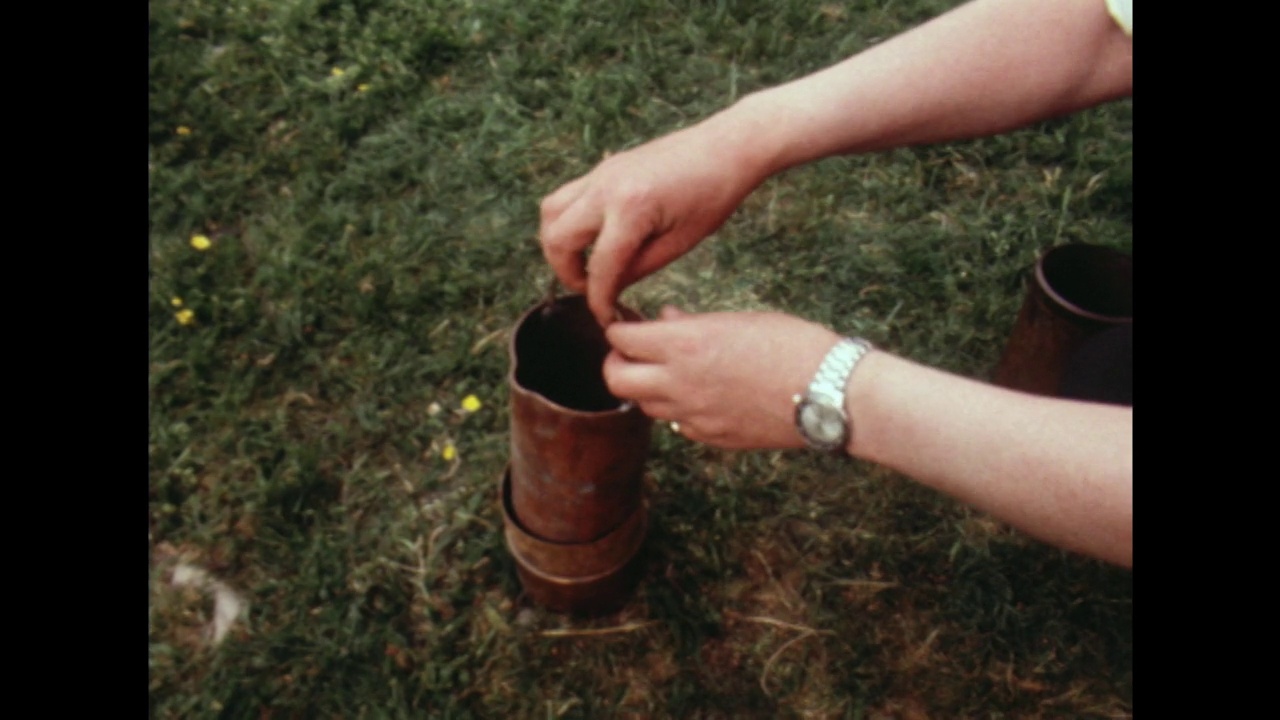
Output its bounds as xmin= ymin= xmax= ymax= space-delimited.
xmin=844 ymin=350 xmax=1133 ymax=567
xmin=710 ymin=0 xmax=1133 ymax=179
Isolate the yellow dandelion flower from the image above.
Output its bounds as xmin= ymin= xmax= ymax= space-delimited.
xmin=170 ymin=296 xmax=184 ymax=307
xmin=356 ymin=83 xmax=370 ymax=92
xmin=441 ymin=442 xmax=457 ymax=461
xmin=190 ymin=234 xmax=212 ymax=251
xmin=176 ymin=126 xmax=192 ymax=136
xmin=330 ymin=66 xmax=345 ymax=77
xmin=175 ymin=309 xmax=196 ymax=326
xmin=461 ymin=395 xmax=482 ymax=413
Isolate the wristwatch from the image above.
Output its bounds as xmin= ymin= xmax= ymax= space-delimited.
xmin=793 ymin=337 xmax=873 ymax=454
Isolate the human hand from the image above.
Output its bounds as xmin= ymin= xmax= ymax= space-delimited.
xmin=539 ymin=117 xmax=767 ymax=327
xmin=602 ymin=306 xmax=842 ymax=449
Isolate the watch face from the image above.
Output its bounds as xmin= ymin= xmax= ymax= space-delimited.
xmin=799 ymin=401 xmax=847 ymax=446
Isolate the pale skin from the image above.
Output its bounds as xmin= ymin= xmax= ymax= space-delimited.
xmin=539 ymin=0 xmax=1133 ymax=567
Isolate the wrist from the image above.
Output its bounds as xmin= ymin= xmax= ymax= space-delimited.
xmin=840 ymin=347 xmax=883 ymax=458
xmin=793 ymin=335 xmax=874 ymax=455
xmin=703 ymin=93 xmax=791 ymax=185
xmin=725 ymin=83 xmax=846 ymax=179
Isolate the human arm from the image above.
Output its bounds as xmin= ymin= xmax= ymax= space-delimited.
xmin=604 ymin=308 xmax=1133 ymax=567
xmin=728 ymin=0 xmax=1134 ymax=178
xmin=845 ymin=346 xmax=1133 ymax=568
xmin=540 ymin=0 xmax=1134 ymax=326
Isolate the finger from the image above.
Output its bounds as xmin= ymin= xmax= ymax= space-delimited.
xmin=539 ymin=176 xmax=590 ymax=226
xmin=602 ymin=350 xmax=670 ymax=401
xmin=659 ymin=305 xmax=685 ymax=321
xmin=677 ymin=416 xmax=740 ymax=447
xmin=636 ymin=399 xmax=679 ymax=421
xmin=668 ymin=417 xmax=713 ymax=445
xmin=606 ymin=318 xmax=678 ymax=363
xmin=585 ymin=210 xmax=655 ymax=327
xmin=539 ymin=198 xmax=600 ymax=293
xmin=619 ymin=227 xmax=703 ymax=289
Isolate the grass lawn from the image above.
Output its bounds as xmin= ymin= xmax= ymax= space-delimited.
xmin=149 ymin=0 xmax=1132 ymax=717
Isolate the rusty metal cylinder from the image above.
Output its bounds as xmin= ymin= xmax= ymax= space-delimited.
xmin=499 ymin=466 xmax=646 ymax=615
xmin=993 ymin=243 xmax=1132 ymax=397
xmin=507 ymin=293 xmax=651 ymax=544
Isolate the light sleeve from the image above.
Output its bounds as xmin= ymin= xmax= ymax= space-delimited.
xmin=1106 ymin=0 xmax=1132 ymax=35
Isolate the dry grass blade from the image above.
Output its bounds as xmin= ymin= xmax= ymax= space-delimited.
xmin=538 ymin=621 xmax=658 ymax=638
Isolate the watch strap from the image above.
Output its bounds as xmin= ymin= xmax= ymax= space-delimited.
xmin=808 ymin=337 xmax=872 ymax=405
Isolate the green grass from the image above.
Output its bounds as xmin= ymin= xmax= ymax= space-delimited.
xmin=149 ymin=0 xmax=1132 ymax=717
